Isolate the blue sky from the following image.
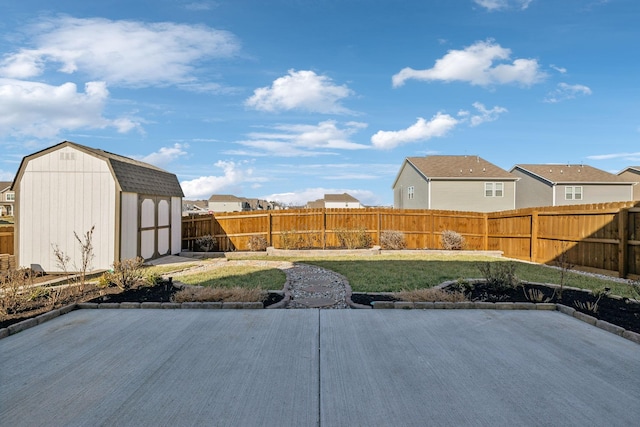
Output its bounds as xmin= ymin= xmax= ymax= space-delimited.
xmin=1 ymin=0 xmax=638 ymax=206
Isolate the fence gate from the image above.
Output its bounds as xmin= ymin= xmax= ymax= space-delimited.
xmin=139 ymin=195 xmax=171 ymax=260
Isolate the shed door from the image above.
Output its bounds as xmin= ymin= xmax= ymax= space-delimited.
xmin=139 ymin=195 xmax=172 ymax=260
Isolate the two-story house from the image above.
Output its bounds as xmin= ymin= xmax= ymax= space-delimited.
xmin=0 ymin=181 xmax=15 ymax=217
xmin=306 ymin=193 xmax=364 ymax=209
xmin=617 ymin=167 xmax=640 ymax=200
xmin=392 ymin=155 xmax=518 ymax=212
xmin=511 ymin=164 xmax=635 ymax=208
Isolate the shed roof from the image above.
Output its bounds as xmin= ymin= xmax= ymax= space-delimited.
xmin=13 ymin=141 xmax=184 ymax=197
xmin=512 ymin=164 xmax=632 ymax=184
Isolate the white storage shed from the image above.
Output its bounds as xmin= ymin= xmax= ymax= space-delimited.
xmin=12 ymin=141 xmax=184 ymax=272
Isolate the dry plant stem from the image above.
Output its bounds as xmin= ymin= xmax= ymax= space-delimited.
xmin=51 ymin=225 xmax=96 ymax=295
xmin=380 ymin=230 xmax=407 ymax=250
xmin=440 ymin=230 xmax=465 ymax=250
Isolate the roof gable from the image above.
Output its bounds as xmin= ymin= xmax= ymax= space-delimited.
xmin=406 ymin=155 xmax=517 ymax=180
xmin=208 ymin=194 xmax=243 ymax=203
xmin=0 ymin=181 xmax=12 ymax=192
xmin=324 ymin=193 xmax=359 ymax=203
xmin=14 ymin=141 xmax=184 ymax=197
xmin=513 ymin=164 xmax=632 ymax=184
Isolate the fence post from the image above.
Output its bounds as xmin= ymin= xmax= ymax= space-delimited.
xmin=322 ymin=209 xmax=327 ymax=249
xmin=618 ymin=207 xmax=629 ymax=278
xmin=531 ymin=211 xmax=538 ymax=263
xmin=377 ymin=210 xmax=381 ymax=246
xmin=483 ymin=213 xmax=488 ymax=251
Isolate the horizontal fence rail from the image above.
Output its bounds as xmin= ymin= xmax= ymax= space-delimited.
xmin=182 ymin=201 xmax=640 ymax=278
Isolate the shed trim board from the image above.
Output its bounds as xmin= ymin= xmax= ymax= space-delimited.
xmin=12 ymin=141 xmax=183 ymax=272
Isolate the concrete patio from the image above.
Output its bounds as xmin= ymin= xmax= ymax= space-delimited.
xmin=1 ymin=309 xmax=639 ymax=426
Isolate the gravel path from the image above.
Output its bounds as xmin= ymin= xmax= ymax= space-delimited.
xmin=282 ymin=263 xmax=350 ymax=309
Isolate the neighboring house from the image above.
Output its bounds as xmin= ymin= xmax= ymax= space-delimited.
xmin=0 ymin=181 xmax=14 ymax=217
xmin=12 ymin=141 xmax=184 ymax=273
xmin=208 ymin=195 xmax=250 ymax=213
xmin=182 ymin=200 xmax=209 ymax=216
xmin=511 ymin=164 xmax=635 ymax=208
xmin=618 ymin=167 xmax=640 ymax=200
xmin=305 ymin=193 xmax=364 ymax=209
xmin=393 ymin=155 xmax=518 ymax=212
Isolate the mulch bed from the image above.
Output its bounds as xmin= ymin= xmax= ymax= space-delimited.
xmin=1 ymin=282 xmax=285 ymax=330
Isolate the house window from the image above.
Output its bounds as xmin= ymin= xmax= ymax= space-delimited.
xmin=484 ymin=182 xmax=503 ymax=197
xmin=5 ymin=193 xmax=14 ymax=201
xmin=565 ymin=186 xmax=583 ymax=200
xmin=407 ymin=186 xmax=414 ymax=200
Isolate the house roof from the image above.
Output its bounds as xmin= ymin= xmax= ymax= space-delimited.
xmin=324 ymin=193 xmax=360 ymax=203
xmin=512 ymin=164 xmax=633 ymax=184
xmin=208 ymin=194 xmax=244 ymax=203
xmin=0 ymin=181 xmax=12 ymax=192
xmin=618 ymin=166 xmax=640 ymax=176
xmin=402 ymin=155 xmax=517 ymax=182
xmin=13 ymin=141 xmax=184 ymax=197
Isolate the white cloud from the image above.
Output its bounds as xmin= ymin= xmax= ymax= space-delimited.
xmin=587 ymin=152 xmax=640 ymax=161
xmin=544 ymin=82 xmax=592 ymax=103
xmin=184 ymin=2 xmax=217 ymax=11
xmin=180 ymin=160 xmax=252 ymax=199
xmin=392 ymin=40 xmax=545 ymax=87
xmin=458 ymin=102 xmax=508 ymax=126
xmin=0 ymin=16 xmax=240 ymax=87
xmin=473 ymin=0 xmax=533 ymax=11
xmin=0 ymin=78 xmax=140 ymax=138
xmin=550 ymin=64 xmax=567 ymax=74
xmin=370 ymin=113 xmax=459 ymax=150
xmin=261 ymin=188 xmax=382 ymax=207
xmin=245 ymin=69 xmax=355 ymax=114
xmin=139 ymin=143 xmax=189 ymax=167
xmin=232 ymin=120 xmax=369 ymax=157
xmin=0 ymin=170 xmax=15 ymax=180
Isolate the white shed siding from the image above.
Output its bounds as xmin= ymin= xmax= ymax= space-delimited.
xmin=171 ymin=197 xmax=182 ymax=254
xmin=18 ymin=147 xmax=116 ymax=272
xmin=120 ymin=192 xmax=138 ymax=260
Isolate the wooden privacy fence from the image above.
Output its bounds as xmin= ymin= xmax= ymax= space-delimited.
xmin=0 ymin=225 xmax=13 ymax=256
xmin=182 ymin=201 xmax=640 ymax=278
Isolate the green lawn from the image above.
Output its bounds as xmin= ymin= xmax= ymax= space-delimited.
xmin=263 ymin=254 xmax=637 ymax=297
xmin=173 ymin=265 xmax=286 ymax=290
xmin=146 ymin=253 xmax=637 ymax=298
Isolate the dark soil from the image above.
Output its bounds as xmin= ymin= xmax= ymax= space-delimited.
xmin=351 ymin=293 xmax=399 ymax=306
xmin=1 ymin=282 xmax=285 ymax=330
xmin=450 ymin=282 xmax=640 ymax=334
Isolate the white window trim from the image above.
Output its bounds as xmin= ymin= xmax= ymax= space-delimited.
xmin=484 ymin=182 xmax=504 ymax=198
xmin=565 ymin=186 xmax=583 ymax=200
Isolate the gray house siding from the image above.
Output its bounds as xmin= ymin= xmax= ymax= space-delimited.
xmin=511 ymin=169 xmax=553 ymax=208
xmin=393 ymin=162 xmax=429 ymax=209
xmin=431 ymin=180 xmax=516 ymax=212
xmin=618 ymin=170 xmax=640 ymax=200
xmin=555 ymin=184 xmax=633 ymax=206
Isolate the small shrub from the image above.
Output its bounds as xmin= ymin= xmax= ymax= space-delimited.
xmin=0 ymin=269 xmax=35 ymax=315
xmin=172 ymin=286 xmax=267 ymax=303
xmin=477 ymin=261 xmax=520 ymax=292
xmin=523 ymin=287 xmax=552 ymax=303
xmin=280 ymin=229 xmax=298 ymax=250
xmin=97 ymin=272 xmax=112 ymax=289
xmin=248 ymin=235 xmax=268 ymax=251
xmin=144 ymin=272 xmax=162 ymax=287
xmin=631 ymin=280 xmax=640 ymax=300
xmin=394 ymin=288 xmax=467 ymax=302
xmin=440 ymin=230 xmax=465 ymax=250
xmin=195 ymin=235 xmax=217 ymax=252
xmin=380 ymin=230 xmax=407 ymax=250
xmin=109 ymin=257 xmax=145 ymax=290
xmin=335 ymin=227 xmax=373 ymax=249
